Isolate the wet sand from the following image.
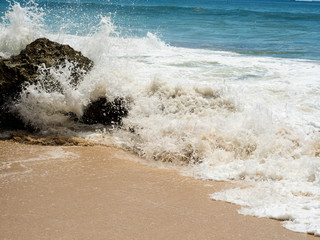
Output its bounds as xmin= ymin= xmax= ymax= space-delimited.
xmin=0 ymin=141 xmax=316 ymax=240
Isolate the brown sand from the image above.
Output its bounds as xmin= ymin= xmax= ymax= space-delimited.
xmin=0 ymin=141 xmax=316 ymax=240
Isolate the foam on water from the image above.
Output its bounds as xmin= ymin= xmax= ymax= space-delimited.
xmin=1 ymin=2 xmax=320 ymax=235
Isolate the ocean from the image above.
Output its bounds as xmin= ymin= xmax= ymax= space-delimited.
xmin=1 ymin=0 xmax=320 ymax=236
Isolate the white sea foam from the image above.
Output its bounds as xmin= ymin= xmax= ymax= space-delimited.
xmin=1 ymin=2 xmax=320 ymax=235
xmin=211 ymin=180 xmax=320 ymax=236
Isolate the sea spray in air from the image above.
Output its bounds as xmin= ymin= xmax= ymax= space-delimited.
xmin=0 ymin=1 xmax=44 ymax=57
xmin=1 ymin=1 xmax=320 ymax=236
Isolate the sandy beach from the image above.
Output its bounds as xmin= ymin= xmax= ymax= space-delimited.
xmin=0 ymin=140 xmax=316 ymax=240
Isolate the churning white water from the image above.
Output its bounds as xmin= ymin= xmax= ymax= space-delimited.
xmin=1 ymin=2 xmax=320 ymax=235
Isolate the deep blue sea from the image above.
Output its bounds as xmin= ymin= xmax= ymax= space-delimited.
xmin=1 ymin=0 xmax=320 ymax=60
xmin=1 ymin=0 xmax=320 ymax=236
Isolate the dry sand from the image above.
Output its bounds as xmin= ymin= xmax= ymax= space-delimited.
xmin=0 ymin=140 xmax=316 ymax=240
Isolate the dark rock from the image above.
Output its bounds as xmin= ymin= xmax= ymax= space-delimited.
xmin=82 ymin=97 xmax=128 ymax=126
xmin=0 ymin=38 xmax=129 ymax=130
xmin=0 ymin=38 xmax=93 ymax=97
xmin=0 ymin=38 xmax=93 ymax=129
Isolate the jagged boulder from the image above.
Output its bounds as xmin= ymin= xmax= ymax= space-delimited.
xmin=0 ymin=38 xmax=93 ymax=98
xmin=0 ymin=38 xmax=93 ymax=129
xmin=0 ymin=38 xmax=129 ymax=130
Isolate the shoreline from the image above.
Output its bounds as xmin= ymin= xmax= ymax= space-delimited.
xmin=0 ymin=141 xmax=316 ymax=239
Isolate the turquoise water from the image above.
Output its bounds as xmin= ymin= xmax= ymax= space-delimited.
xmin=1 ymin=0 xmax=320 ymax=60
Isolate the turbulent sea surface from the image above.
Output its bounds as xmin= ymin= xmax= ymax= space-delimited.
xmin=1 ymin=0 xmax=320 ymax=235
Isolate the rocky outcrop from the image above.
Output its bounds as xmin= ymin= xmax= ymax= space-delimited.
xmin=0 ymin=38 xmax=128 ymax=130
xmin=0 ymin=38 xmax=94 ymax=129
xmin=0 ymin=38 xmax=93 ymax=98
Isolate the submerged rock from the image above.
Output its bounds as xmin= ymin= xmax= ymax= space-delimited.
xmin=82 ymin=97 xmax=129 ymax=126
xmin=0 ymin=38 xmax=93 ymax=129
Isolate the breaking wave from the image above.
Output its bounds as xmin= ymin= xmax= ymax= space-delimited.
xmin=1 ymin=2 xmax=320 ymax=236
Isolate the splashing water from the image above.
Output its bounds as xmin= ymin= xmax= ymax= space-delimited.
xmin=0 ymin=1 xmax=44 ymax=57
xmin=1 ymin=1 xmax=320 ymax=236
